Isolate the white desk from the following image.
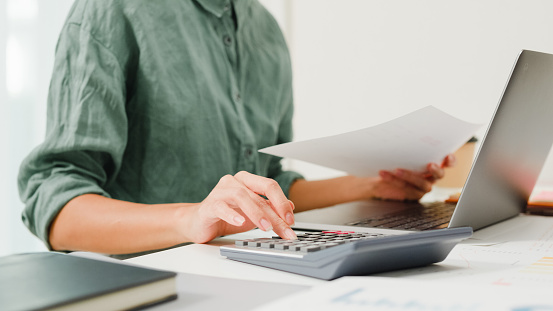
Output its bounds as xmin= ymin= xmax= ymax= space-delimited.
xmin=127 ymin=184 xmax=553 ymax=308
xmin=127 ymin=213 xmax=553 ymax=310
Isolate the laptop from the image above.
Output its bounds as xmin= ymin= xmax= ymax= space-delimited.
xmin=293 ymin=49 xmax=553 ymax=234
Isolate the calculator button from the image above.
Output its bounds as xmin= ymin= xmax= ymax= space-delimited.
xmin=301 ymin=245 xmax=321 ymax=252
xmin=275 ymin=243 xmax=293 ymax=250
xmin=260 ymin=242 xmax=275 ymax=248
xmin=235 ymin=231 xmax=388 ymax=252
xmin=289 ymin=245 xmax=302 ymax=251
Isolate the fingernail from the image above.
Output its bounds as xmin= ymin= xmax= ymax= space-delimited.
xmin=289 ymin=200 xmax=295 ymax=210
xmin=260 ymin=218 xmax=272 ymax=231
xmin=395 ymin=169 xmax=404 ymax=177
xmin=285 ymin=212 xmax=295 ymax=225
xmin=233 ymin=215 xmax=245 ymax=225
xmin=285 ymin=228 xmax=297 ymax=240
xmin=448 ymin=154 xmax=456 ymax=165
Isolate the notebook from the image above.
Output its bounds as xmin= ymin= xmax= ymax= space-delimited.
xmin=0 ymin=252 xmax=177 ymax=311
xmin=293 ymin=50 xmax=553 ymax=234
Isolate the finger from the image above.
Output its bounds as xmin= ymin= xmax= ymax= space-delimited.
xmin=248 ymin=193 xmax=297 ymax=240
xmin=423 ymin=154 xmax=456 ymax=179
xmin=379 ymin=171 xmax=426 ymax=200
xmin=442 ymin=154 xmax=456 ymax=168
xmin=215 ymin=179 xmax=273 ymax=232
xmin=218 ymin=176 xmax=296 ymax=239
xmin=426 ymin=162 xmax=445 ymax=181
xmin=213 ymin=200 xmax=246 ymax=227
xmin=287 ymin=200 xmax=296 ymax=224
xmin=379 ymin=170 xmax=395 ymax=182
xmin=220 ymin=176 xmax=297 ymax=239
xmin=380 ymin=170 xmax=411 ymax=189
xmin=394 ymin=169 xmax=433 ymax=193
xmin=234 ymin=171 xmax=293 ymax=222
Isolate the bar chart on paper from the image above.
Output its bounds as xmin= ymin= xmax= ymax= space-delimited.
xmin=489 ymin=256 xmax=553 ymax=287
xmin=520 ymin=257 xmax=553 ymax=275
xmin=256 ymin=277 xmax=553 ymax=311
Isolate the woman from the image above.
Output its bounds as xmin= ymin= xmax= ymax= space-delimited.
xmin=18 ymin=0 xmax=452 ymax=256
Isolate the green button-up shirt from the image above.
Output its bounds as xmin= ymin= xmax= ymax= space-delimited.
xmin=18 ymin=0 xmax=303 ymax=247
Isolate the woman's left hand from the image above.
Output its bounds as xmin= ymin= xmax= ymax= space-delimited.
xmin=371 ymin=154 xmax=456 ymax=201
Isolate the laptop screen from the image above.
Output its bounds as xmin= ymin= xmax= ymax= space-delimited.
xmin=449 ymin=50 xmax=553 ymax=230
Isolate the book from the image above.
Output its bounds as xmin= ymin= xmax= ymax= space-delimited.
xmin=0 ymin=252 xmax=177 ymax=311
xmin=526 ymin=190 xmax=553 ymax=216
xmin=446 ymin=190 xmax=553 ymax=216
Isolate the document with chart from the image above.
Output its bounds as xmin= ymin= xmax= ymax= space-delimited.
xmin=260 ymin=106 xmax=481 ymax=176
xmin=256 ymin=276 xmax=553 ymax=311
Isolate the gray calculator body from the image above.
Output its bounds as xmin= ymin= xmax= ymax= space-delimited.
xmin=220 ymin=227 xmax=472 ymax=280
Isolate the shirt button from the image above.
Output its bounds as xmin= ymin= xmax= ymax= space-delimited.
xmin=223 ymin=4 xmax=230 ymax=11
xmin=223 ymin=35 xmax=233 ymax=46
xmin=235 ymin=93 xmax=241 ymax=102
xmin=244 ymin=148 xmax=253 ymax=158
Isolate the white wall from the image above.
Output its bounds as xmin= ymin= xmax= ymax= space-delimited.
xmin=1 ymin=0 xmax=74 ymax=256
xmin=286 ymin=0 xmax=553 ymax=181
xmin=0 ymin=0 xmax=9 ymax=255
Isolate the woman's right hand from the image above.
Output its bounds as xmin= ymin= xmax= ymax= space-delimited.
xmin=183 ymin=171 xmax=297 ymax=244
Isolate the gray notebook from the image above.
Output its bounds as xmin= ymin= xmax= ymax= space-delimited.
xmin=0 ymin=252 xmax=177 ymax=311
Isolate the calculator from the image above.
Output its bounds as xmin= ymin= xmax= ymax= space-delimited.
xmin=220 ymin=227 xmax=472 ymax=280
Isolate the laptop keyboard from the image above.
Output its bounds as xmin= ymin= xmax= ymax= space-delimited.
xmin=345 ymin=202 xmax=456 ymax=230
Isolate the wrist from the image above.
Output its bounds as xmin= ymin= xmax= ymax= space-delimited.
xmin=172 ymin=202 xmax=201 ymax=243
xmin=347 ymin=175 xmax=380 ymax=201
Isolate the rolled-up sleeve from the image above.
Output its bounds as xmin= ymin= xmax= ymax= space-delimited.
xmin=18 ymin=18 xmax=130 ymax=248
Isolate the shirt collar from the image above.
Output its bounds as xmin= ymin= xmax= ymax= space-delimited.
xmin=194 ymin=0 xmax=231 ymax=18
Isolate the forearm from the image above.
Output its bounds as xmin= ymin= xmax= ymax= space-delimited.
xmin=288 ymin=176 xmax=378 ymax=212
xmin=49 ymin=194 xmax=196 ymax=254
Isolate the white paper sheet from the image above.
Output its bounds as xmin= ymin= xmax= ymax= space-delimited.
xmin=260 ymin=106 xmax=482 ymax=176
xmin=256 ymin=277 xmax=553 ymax=311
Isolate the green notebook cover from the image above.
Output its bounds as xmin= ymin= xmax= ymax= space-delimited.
xmin=0 ymin=252 xmax=177 ymax=311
